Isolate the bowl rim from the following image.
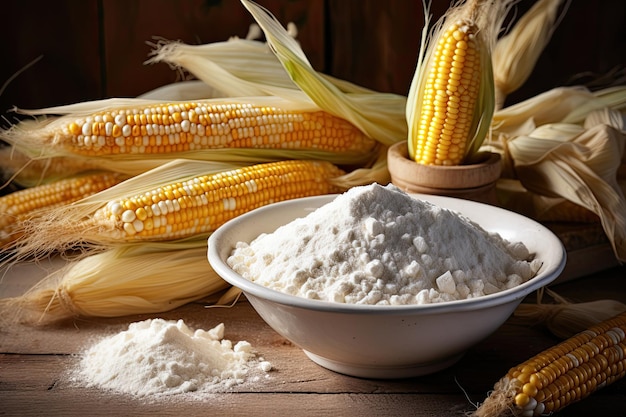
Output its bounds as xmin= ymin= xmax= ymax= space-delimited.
xmin=208 ymin=193 xmax=567 ymax=315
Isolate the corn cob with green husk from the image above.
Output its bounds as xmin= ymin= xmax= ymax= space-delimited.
xmin=404 ymin=0 xmax=515 ymax=166
xmin=473 ymin=311 xmax=626 ymax=417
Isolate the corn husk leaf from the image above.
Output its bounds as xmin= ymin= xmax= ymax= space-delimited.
xmin=0 ymin=237 xmax=229 ymax=324
xmin=496 ymin=178 xmax=600 ymax=223
xmin=137 ymin=79 xmax=225 ymax=101
xmin=492 ymin=0 xmax=569 ymax=109
xmin=239 ymin=0 xmax=406 ymax=147
xmin=146 ymin=34 xmax=306 ymax=101
xmin=506 ymin=109 xmax=626 ymax=261
xmin=489 ymin=86 xmax=626 ymax=139
xmin=513 ymin=288 xmax=626 ymax=339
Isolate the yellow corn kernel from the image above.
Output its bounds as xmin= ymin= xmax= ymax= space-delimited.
xmin=474 ymin=312 xmax=626 ymax=416
xmin=413 ymin=21 xmax=482 ymax=166
xmin=0 ymin=172 xmax=124 ymax=246
xmin=55 ymin=102 xmax=375 ymax=156
xmin=92 ymin=160 xmax=345 ymax=242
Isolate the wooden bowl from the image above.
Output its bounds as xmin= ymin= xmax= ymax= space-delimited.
xmin=387 ymin=141 xmax=502 ymax=205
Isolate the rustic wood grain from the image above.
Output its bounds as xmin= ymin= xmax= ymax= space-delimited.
xmin=2 ymin=266 xmax=626 ymax=416
xmin=3 ymin=0 xmax=623 ymax=118
xmin=0 ymin=0 xmax=101 ymax=123
xmin=101 ymin=0 xmax=325 ymax=98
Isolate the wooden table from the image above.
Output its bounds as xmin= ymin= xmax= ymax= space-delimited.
xmin=1 ymin=262 xmax=625 ymax=417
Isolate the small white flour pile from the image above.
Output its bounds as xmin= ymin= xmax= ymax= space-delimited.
xmin=228 ymin=183 xmax=542 ymax=304
xmin=75 ymin=319 xmax=272 ymax=396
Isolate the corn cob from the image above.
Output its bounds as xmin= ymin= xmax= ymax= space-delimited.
xmin=6 ymin=101 xmax=376 ymax=158
xmin=407 ymin=0 xmax=508 ymax=166
xmin=8 ymin=160 xmax=345 ymax=259
xmin=0 ymin=172 xmax=124 ymax=247
xmin=413 ymin=20 xmax=483 ymax=166
xmin=474 ymin=311 xmax=626 ymax=416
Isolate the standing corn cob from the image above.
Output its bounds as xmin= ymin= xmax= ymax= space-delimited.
xmin=0 ymin=172 xmax=124 ymax=247
xmin=407 ymin=0 xmax=512 ymax=166
xmin=7 ymin=159 xmax=345 ymax=259
xmin=473 ymin=311 xmax=626 ymax=416
xmin=413 ymin=20 xmax=483 ymax=165
xmin=2 ymin=100 xmax=376 ymax=159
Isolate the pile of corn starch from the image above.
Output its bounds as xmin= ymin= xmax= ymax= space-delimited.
xmin=228 ymin=184 xmax=541 ymax=304
xmin=75 ymin=319 xmax=272 ymax=396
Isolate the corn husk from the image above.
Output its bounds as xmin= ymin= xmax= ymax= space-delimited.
xmin=488 ymin=86 xmax=626 ymax=141
xmin=146 ymin=30 xmax=305 ymax=101
xmin=496 ymin=178 xmax=600 ymax=223
xmin=147 ymin=2 xmax=407 ymax=147
xmin=486 ymin=86 xmax=626 ymax=262
xmin=492 ymin=0 xmax=569 ymax=109
xmin=514 ymin=288 xmax=626 ymax=339
xmin=0 ymin=237 xmax=230 ymax=324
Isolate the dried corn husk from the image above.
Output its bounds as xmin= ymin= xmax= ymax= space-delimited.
xmin=496 ymin=178 xmax=600 ymax=223
xmin=492 ymin=0 xmax=569 ymax=109
xmin=0 ymin=237 xmax=229 ymax=324
xmin=486 ymin=86 xmax=626 ymax=262
xmin=514 ymin=288 xmax=626 ymax=339
xmin=147 ymin=3 xmax=407 ymax=148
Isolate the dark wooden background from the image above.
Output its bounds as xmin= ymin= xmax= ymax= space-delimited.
xmin=1 ymin=0 xmax=624 ymax=124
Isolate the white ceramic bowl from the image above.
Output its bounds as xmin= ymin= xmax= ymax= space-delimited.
xmin=208 ymin=194 xmax=566 ymax=379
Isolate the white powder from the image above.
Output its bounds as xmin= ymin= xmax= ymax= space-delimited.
xmin=75 ymin=318 xmax=271 ymax=396
xmin=228 ymin=183 xmax=542 ymax=304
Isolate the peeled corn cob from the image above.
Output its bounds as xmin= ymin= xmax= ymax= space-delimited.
xmin=7 ymin=159 xmax=345 ymax=259
xmin=96 ymin=159 xmax=344 ymax=241
xmin=474 ymin=311 xmax=626 ymax=416
xmin=3 ymin=100 xmax=376 ymax=159
xmin=0 ymin=172 xmax=124 ymax=247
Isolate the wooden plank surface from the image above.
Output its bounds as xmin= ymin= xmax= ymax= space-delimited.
xmin=2 ymin=263 xmax=626 ymax=416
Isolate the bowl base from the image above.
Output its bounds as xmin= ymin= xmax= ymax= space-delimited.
xmin=302 ymin=350 xmax=465 ymax=379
